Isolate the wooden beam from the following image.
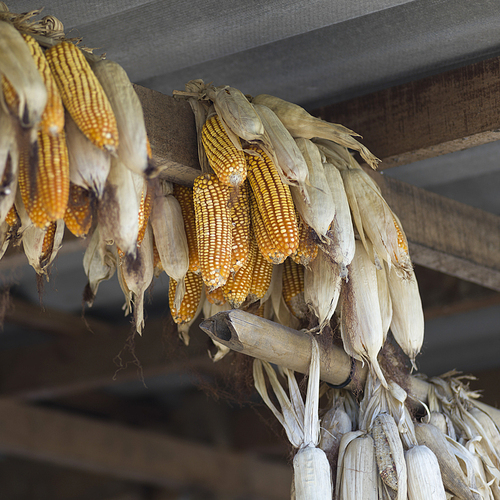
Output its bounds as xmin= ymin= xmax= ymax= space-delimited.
xmin=314 ymin=57 xmax=500 ymax=169
xmin=373 ymin=173 xmax=500 ymax=291
xmin=0 ymin=400 xmax=291 ymax=500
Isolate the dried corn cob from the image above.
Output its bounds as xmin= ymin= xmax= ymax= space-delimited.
xmin=246 ymin=146 xmax=298 ymax=257
xmin=193 ymin=173 xmax=232 ymax=290
xmin=282 ymin=258 xmax=307 ymax=320
xmin=229 ymin=182 xmax=250 ymax=273
xmin=205 ymin=285 xmax=226 ymax=306
xmin=222 ymin=233 xmax=256 ymax=308
xmin=0 ymin=20 xmax=47 ymax=128
xmin=91 ymin=59 xmax=152 ymax=176
xmin=4 ymin=204 xmax=18 ymax=227
xmin=406 ymin=446 xmax=447 ymax=500
xmin=137 ymin=184 xmax=152 ymax=247
xmin=173 ymin=183 xmax=200 ymax=274
xmin=21 ymin=33 xmax=64 ymax=136
xmin=63 ymin=183 xmax=93 ymax=237
xmin=249 ymin=186 xmax=286 ymax=264
xmin=291 ymin=214 xmax=318 ymax=267
xmin=169 ymin=271 xmax=203 ymax=324
xmin=65 ymin=111 xmax=110 ymax=198
xmin=46 ymin=41 xmax=118 ymax=153
xmin=201 ymin=114 xmax=246 ymax=187
xmin=247 ymin=232 xmax=273 ymax=303
xmin=37 ymin=127 xmax=70 ymax=220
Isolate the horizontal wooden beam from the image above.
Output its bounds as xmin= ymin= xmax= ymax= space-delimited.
xmin=373 ymin=172 xmax=500 ymax=291
xmin=314 ymin=57 xmax=500 ymax=169
xmin=0 ymin=399 xmax=291 ymax=499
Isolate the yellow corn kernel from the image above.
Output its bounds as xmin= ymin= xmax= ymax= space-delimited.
xmin=37 ymin=127 xmax=70 ymax=219
xmin=193 ymin=173 xmax=232 ymax=290
xmin=63 ymin=183 xmax=93 ymax=237
xmin=291 ymin=213 xmax=318 ymax=267
xmin=248 ymin=232 xmax=273 ymax=302
xmin=1 ymin=75 xmax=19 ymax=116
xmin=201 ymin=114 xmax=246 ymax=187
xmin=173 ymin=183 xmax=200 ymax=274
xmin=393 ymin=216 xmax=408 ymax=256
xmin=40 ymin=221 xmax=57 ymax=267
xmin=282 ymin=258 xmax=307 ymax=319
xmin=246 ymin=146 xmax=298 ymax=258
xmin=222 ymin=233 xmax=256 ymax=308
xmin=45 ymin=41 xmax=118 ymax=153
xmin=146 ymin=136 xmax=152 ymax=159
xmin=205 ymin=286 xmax=226 ymax=306
xmin=249 ymin=187 xmax=286 ymax=264
xmin=22 ymin=34 xmax=64 ymax=136
xmin=138 ymin=185 xmax=153 ymax=247
xmin=169 ymin=271 xmax=203 ymax=324
xmin=229 ymin=181 xmax=250 ymax=273
xmin=5 ymin=204 xmax=18 ymax=227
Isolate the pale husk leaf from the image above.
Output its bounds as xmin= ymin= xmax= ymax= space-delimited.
xmin=293 ymin=446 xmax=333 ymax=500
xmin=406 ymin=445 xmax=447 ymax=500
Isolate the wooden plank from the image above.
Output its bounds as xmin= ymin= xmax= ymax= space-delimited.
xmin=373 ymin=173 xmax=500 ymax=291
xmin=0 ymin=400 xmax=291 ymax=500
xmin=314 ymin=57 xmax=500 ymax=169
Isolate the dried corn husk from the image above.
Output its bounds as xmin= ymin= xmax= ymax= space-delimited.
xmin=376 ymin=263 xmax=392 ymax=342
xmin=406 ymin=445 xmax=447 ymax=500
xmin=319 ymin=403 xmax=352 ymax=453
xmin=251 ymin=93 xmax=379 ymax=169
xmin=98 ymin=156 xmax=139 ymax=258
xmin=65 ymin=111 xmax=110 ymax=198
xmin=303 ymin=249 xmax=341 ymax=331
xmin=0 ymin=19 xmax=47 ymax=128
xmin=291 ymin=138 xmax=335 ymax=241
xmin=341 ymin=241 xmax=387 ymax=388
xmin=387 ymin=263 xmax=424 ymax=369
xmin=91 ymin=59 xmax=152 ymax=176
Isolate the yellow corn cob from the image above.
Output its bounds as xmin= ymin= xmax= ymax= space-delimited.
xmin=246 ymin=146 xmax=298 ymax=258
xmin=193 ymin=173 xmax=232 ymax=290
xmin=21 ymin=34 xmax=64 ymax=136
xmin=222 ymin=234 xmax=256 ymax=308
xmin=247 ymin=232 xmax=274 ymax=302
xmin=173 ymin=183 xmax=200 ymax=274
xmin=63 ymin=183 xmax=93 ymax=237
xmin=1 ymin=75 xmax=19 ymax=116
xmin=137 ymin=185 xmax=153 ymax=247
xmin=249 ymin=187 xmax=286 ymax=264
xmin=205 ymin=286 xmax=226 ymax=306
xmin=282 ymin=258 xmax=307 ymax=319
xmin=40 ymin=221 xmax=57 ymax=267
xmin=5 ymin=204 xmax=18 ymax=227
xmin=37 ymin=127 xmax=70 ymax=219
xmin=201 ymin=114 xmax=246 ymax=187
xmin=146 ymin=136 xmax=152 ymax=159
xmin=169 ymin=271 xmax=203 ymax=324
xmin=291 ymin=213 xmax=318 ymax=267
xmin=45 ymin=41 xmax=118 ymax=153
xmin=393 ymin=215 xmax=409 ymax=257
xmin=229 ymin=182 xmax=250 ymax=273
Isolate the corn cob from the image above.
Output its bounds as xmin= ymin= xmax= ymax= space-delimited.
xmin=91 ymin=59 xmax=151 ymax=175
xmin=169 ymin=271 xmax=203 ymax=324
xmin=205 ymin=286 xmax=226 ymax=306
xmin=0 ymin=20 xmax=47 ymax=128
xmin=291 ymin=213 xmax=318 ymax=267
xmin=63 ymin=183 xmax=93 ymax=237
xmin=251 ymin=93 xmax=379 ymax=169
xmin=247 ymin=232 xmax=274 ymax=303
xmin=5 ymin=204 xmax=18 ymax=227
xmin=65 ymin=111 xmax=110 ymax=198
xmin=406 ymin=446 xmax=447 ymax=500
xmin=222 ymin=238 xmax=255 ymax=308
xmin=229 ymin=182 xmax=250 ymax=273
xmin=282 ymin=258 xmax=307 ymax=320
xmin=46 ymin=41 xmax=118 ymax=153
xmin=137 ymin=184 xmax=152 ymax=247
xmin=36 ymin=127 xmax=70 ymax=220
xmin=319 ymin=405 xmax=352 ymax=453
xmin=249 ymin=186 xmax=286 ymax=264
xmin=371 ymin=413 xmax=407 ymax=499
xmin=22 ymin=33 xmax=64 ymax=136
xmin=201 ymin=114 xmax=246 ymax=187
xmin=172 ymin=183 xmax=200 ymax=274
xmin=193 ymin=173 xmax=232 ymax=290
xmin=40 ymin=221 xmax=57 ymax=268
xmin=246 ymin=146 xmax=298 ymax=257
xmin=304 ymin=250 xmax=341 ymax=331
xmin=340 ymin=241 xmax=387 ymax=388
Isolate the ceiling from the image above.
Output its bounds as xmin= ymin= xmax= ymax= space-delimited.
xmin=2 ymin=1 xmax=500 ymax=496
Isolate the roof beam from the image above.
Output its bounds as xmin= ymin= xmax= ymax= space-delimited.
xmin=314 ymin=57 xmax=500 ymax=169
xmin=0 ymin=399 xmax=291 ymax=499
